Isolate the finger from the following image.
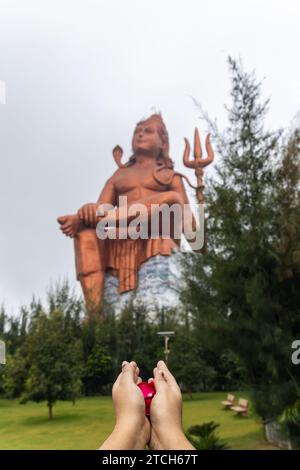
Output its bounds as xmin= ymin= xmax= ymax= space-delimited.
xmin=83 ymin=208 xmax=89 ymax=222
xmin=86 ymin=206 xmax=91 ymax=225
xmin=128 ymin=360 xmax=137 ymax=368
xmin=153 ymin=368 xmax=167 ymax=391
xmin=91 ymin=206 xmax=96 ymax=226
xmin=121 ymin=363 xmax=137 ymax=384
xmin=113 ymin=361 xmax=128 ymax=389
xmin=115 ymin=361 xmax=128 ymax=386
xmin=137 ymin=376 xmax=142 ymax=385
xmin=93 ymin=210 xmax=98 ymax=226
xmin=113 ymin=371 xmax=123 ymax=391
xmin=157 ymin=360 xmax=177 ymax=385
xmin=90 ymin=206 xmax=96 ymax=226
xmin=154 ymin=368 xmax=166 ymax=383
xmin=88 ymin=206 xmax=93 ymax=226
xmin=134 ymin=366 xmax=140 ymax=383
xmin=80 ymin=208 xmax=85 ymax=221
xmin=120 ymin=361 xmax=137 ymax=384
xmin=78 ymin=208 xmax=83 ymax=220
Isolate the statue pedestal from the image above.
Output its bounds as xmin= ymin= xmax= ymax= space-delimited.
xmin=104 ymin=249 xmax=183 ymax=314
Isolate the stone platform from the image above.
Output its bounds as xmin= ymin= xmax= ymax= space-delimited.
xmin=103 ymin=250 xmax=183 ymax=314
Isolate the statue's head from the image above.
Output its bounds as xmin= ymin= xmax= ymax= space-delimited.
xmin=129 ymin=113 xmax=173 ymax=168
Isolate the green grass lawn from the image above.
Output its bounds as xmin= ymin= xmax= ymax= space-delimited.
xmin=0 ymin=392 xmax=277 ymax=450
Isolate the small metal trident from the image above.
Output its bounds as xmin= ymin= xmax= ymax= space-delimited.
xmin=183 ymin=128 xmax=214 ymax=204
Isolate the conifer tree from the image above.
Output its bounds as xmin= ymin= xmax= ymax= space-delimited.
xmin=183 ymin=57 xmax=300 ymax=426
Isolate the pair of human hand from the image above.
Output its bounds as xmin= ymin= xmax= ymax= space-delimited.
xmin=99 ymin=360 xmax=194 ymax=450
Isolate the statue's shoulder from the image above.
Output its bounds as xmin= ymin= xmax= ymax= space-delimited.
xmin=153 ymin=163 xmax=177 ymax=186
xmin=110 ymin=166 xmax=129 ymax=179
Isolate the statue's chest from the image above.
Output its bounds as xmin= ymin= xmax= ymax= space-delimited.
xmin=114 ymin=167 xmax=165 ymax=193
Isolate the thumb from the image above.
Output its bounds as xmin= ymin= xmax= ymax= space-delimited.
xmin=120 ymin=361 xmax=137 ymax=384
xmin=153 ymin=367 xmax=167 ymax=392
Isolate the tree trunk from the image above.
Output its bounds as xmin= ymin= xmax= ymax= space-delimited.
xmin=48 ymin=403 xmax=53 ymax=420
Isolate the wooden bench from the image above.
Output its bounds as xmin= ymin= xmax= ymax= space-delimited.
xmin=231 ymin=398 xmax=248 ymax=416
xmin=221 ymin=394 xmax=235 ymax=409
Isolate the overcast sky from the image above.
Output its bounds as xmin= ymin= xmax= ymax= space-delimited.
xmin=0 ymin=0 xmax=299 ymax=315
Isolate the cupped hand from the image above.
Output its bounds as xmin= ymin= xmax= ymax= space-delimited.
xmin=101 ymin=360 xmax=150 ymax=449
xmin=148 ymin=360 xmax=194 ymax=450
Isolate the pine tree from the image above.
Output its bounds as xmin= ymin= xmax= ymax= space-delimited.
xmin=183 ymin=57 xmax=300 ymax=426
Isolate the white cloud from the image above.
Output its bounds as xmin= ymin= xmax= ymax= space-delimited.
xmin=0 ymin=80 xmax=6 ymax=104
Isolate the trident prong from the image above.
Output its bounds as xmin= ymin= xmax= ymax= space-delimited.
xmin=183 ymin=128 xmax=214 ymax=204
xmin=194 ymin=127 xmax=203 ymax=161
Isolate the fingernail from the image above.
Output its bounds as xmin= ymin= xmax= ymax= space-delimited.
xmin=122 ymin=361 xmax=128 ymax=368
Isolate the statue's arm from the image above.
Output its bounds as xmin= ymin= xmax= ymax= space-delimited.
xmin=76 ymin=177 xmax=116 ymax=228
xmin=169 ymin=174 xmax=199 ymax=247
xmin=169 ymin=174 xmax=193 ymax=209
xmin=96 ymin=176 xmax=116 ymax=207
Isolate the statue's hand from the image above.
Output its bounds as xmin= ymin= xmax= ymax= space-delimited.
xmin=77 ymin=203 xmax=98 ymax=227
